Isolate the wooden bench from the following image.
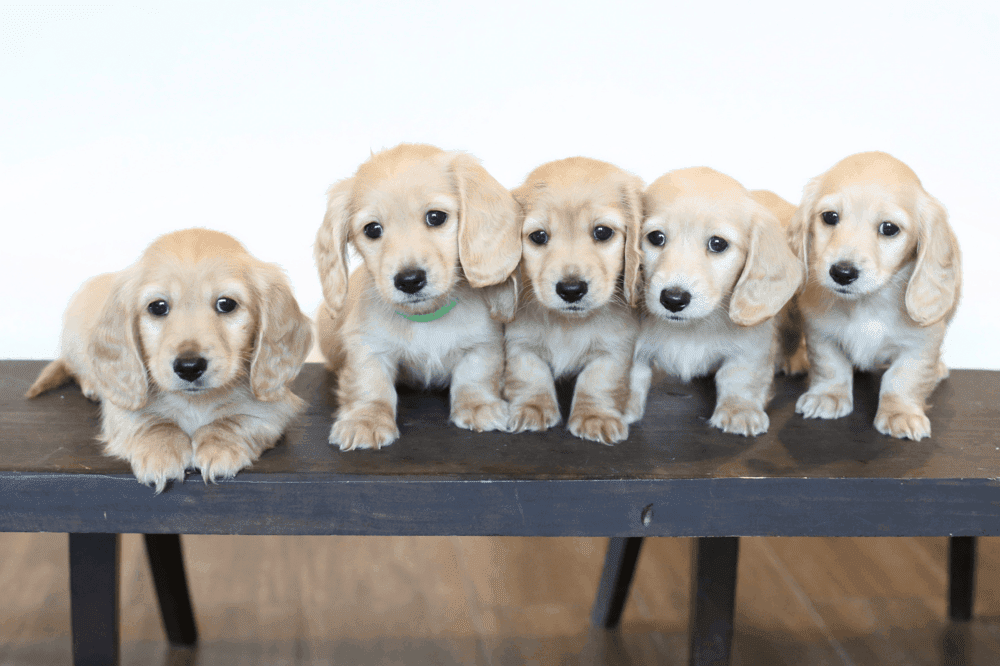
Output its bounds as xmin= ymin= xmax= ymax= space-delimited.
xmin=2 ymin=360 xmax=998 ymax=665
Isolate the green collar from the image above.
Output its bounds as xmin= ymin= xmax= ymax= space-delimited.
xmin=396 ymin=299 xmax=458 ymax=322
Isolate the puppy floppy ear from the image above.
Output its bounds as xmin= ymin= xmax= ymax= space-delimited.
xmin=449 ymin=153 xmax=521 ymax=288
xmin=730 ymin=204 xmax=804 ymax=327
xmin=905 ymin=193 xmax=961 ymax=326
xmin=314 ymin=178 xmax=354 ymax=313
xmin=481 ymin=273 xmax=519 ymax=323
xmin=787 ymin=176 xmax=821 ymax=279
xmin=250 ymin=264 xmax=314 ymax=402
xmin=88 ymin=273 xmax=148 ymax=410
xmin=620 ymin=176 xmax=645 ymax=307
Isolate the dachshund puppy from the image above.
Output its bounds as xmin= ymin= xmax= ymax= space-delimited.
xmin=626 ymin=168 xmax=803 ymax=436
xmin=504 ymin=157 xmax=643 ymax=445
xmin=26 ymin=229 xmax=313 ymax=491
xmin=314 ymin=143 xmax=521 ymax=451
xmin=789 ymin=151 xmax=961 ymax=440
xmin=751 ymin=189 xmax=810 ymax=376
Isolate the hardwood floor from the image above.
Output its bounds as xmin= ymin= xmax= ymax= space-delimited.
xmin=2 ymin=534 xmax=999 ymax=665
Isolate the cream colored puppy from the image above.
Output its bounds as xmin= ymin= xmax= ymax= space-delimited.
xmin=789 ymin=151 xmax=961 ymax=440
xmin=626 ymin=168 xmax=803 ymax=436
xmin=315 ymin=143 xmax=521 ymax=451
xmin=26 ymin=229 xmax=313 ymax=491
xmin=504 ymin=157 xmax=642 ymax=445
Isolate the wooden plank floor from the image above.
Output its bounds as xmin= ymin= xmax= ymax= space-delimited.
xmin=2 ymin=534 xmax=1000 ymax=665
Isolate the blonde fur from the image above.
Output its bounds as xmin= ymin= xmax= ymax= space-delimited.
xmin=26 ymin=229 xmax=313 ymax=491
xmin=788 ymin=151 xmax=961 ymax=440
xmin=627 ymin=169 xmax=803 ymax=436
xmin=504 ymin=157 xmax=643 ymax=445
xmin=314 ymin=144 xmax=521 ymax=451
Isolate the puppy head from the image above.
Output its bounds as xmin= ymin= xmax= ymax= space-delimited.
xmin=314 ymin=143 xmax=520 ymax=317
xmin=641 ymin=168 xmax=802 ymax=326
xmin=89 ymin=229 xmax=312 ymax=408
xmin=788 ymin=151 xmax=961 ymax=324
xmin=512 ymin=157 xmax=644 ymax=316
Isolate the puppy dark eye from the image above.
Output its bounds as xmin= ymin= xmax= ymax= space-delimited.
xmin=216 ymin=297 xmax=238 ymax=314
xmin=528 ymin=230 xmax=548 ymax=245
xmin=148 ymin=300 xmax=169 ymax=316
xmin=708 ymin=236 xmax=729 ymax=253
xmin=425 ymin=210 xmax=448 ymax=227
xmin=363 ymin=222 xmax=383 ymax=239
xmin=593 ymin=226 xmax=614 ymax=241
xmin=822 ymin=211 xmax=839 ymax=225
xmin=879 ymin=221 xmax=900 ymax=237
xmin=646 ymin=231 xmax=666 ymax=247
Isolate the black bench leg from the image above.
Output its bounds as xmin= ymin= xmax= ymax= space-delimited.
xmin=689 ymin=536 xmax=739 ymax=666
xmin=948 ymin=536 xmax=977 ymax=622
xmin=69 ymin=533 xmax=120 ymax=666
xmin=144 ymin=534 xmax=198 ymax=645
xmin=591 ymin=537 xmax=645 ymax=628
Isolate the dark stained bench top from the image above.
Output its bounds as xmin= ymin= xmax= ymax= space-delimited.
xmin=2 ymin=360 xmax=999 ymax=537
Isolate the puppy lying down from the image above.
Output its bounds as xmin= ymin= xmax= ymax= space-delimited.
xmin=26 ymin=229 xmax=313 ymax=491
xmin=626 ymin=168 xmax=803 ymax=436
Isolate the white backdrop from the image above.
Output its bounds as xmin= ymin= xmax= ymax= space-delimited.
xmin=2 ymin=1 xmax=998 ymax=368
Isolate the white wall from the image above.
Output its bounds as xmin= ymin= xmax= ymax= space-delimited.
xmin=2 ymin=1 xmax=998 ymax=368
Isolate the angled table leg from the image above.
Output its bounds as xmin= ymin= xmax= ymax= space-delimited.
xmin=144 ymin=534 xmax=198 ymax=645
xmin=69 ymin=533 xmax=120 ymax=666
xmin=948 ymin=536 xmax=977 ymax=622
xmin=689 ymin=536 xmax=739 ymax=666
xmin=591 ymin=537 xmax=645 ymax=628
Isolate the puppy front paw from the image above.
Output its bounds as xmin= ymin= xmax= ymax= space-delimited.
xmin=330 ymin=412 xmax=399 ymax=451
xmin=710 ymin=403 xmax=769 ymax=436
xmin=796 ymin=390 xmax=853 ymax=419
xmin=568 ymin=410 xmax=628 ymax=445
xmin=509 ymin=396 xmax=560 ymax=432
xmin=194 ymin=432 xmax=254 ymax=483
xmin=126 ymin=429 xmax=193 ymax=494
xmin=451 ymin=397 xmax=511 ymax=433
xmin=875 ymin=407 xmax=932 ymax=441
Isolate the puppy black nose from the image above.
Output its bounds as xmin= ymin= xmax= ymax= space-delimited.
xmin=394 ymin=269 xmax=427 ymax=294
xmin=555 ymin=280 xmax=588 ymax=303
xmin=660 ymin=288 xmax=691 ymax=312
xmin=830 ymin=262 xmax=859 ymax=286
xmin=173 ymin=357 xmax=207 ymax=382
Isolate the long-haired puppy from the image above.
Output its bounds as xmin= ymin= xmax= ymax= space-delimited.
xmin=504 ymin=157 xmax=643 ymax=445
xmin=26 ymin=229 xmax=313 ymax=491
xmin=789 ymin=151 xmax=961 ymax=440
xmin=314 ymin=143 xmax=521 ymax=451
xmin=625 ymin=168 xmax=803 ymax=436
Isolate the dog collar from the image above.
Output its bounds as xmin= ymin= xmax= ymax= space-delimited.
xmin=397 ymin=299 xmax=458 ymax=322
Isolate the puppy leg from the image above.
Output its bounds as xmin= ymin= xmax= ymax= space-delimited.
xmin=568 ymin=354 xmax=629 ymax=445
xmin=795 ymin=334 xmax=854 ymax=419
xmin=330 ymin=349 xmax=400 ymax=451
xmin=504 ymin=345 xmax=560 ymax=432
xmin=193 ymin=417 xmax=282 ymax=483
xmin=101 ymin=405 xmax=193 ymax=494
xmin=451 ymin=342 xmax=510 ymax=433
xmin=874 ymin=350 xmax=941 ymax=441
xmin=710 ymin=353 xmax=773 ymax=436
xmin=623 ymin=360 xmax=653 ymax=425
